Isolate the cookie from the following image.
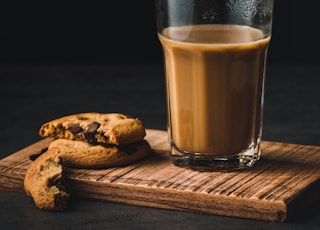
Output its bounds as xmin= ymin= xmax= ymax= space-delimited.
xmin=47 ymin=139 xmax=151 ymax=169
xmin=26 ymin=112 xmax=150 ymax=211
xmin=24 ymin=139 xmax=151 ymax=211
xmin=24 ymin=148 xmax=69 ymax=211
xmin=39 ymin=112 xmax=146 ymax=145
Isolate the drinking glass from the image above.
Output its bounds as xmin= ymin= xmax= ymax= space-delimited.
xmin=155 ymin=0 xmax=274 ymax=171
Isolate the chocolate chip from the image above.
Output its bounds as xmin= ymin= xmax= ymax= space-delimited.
xmin=84 ymin=122 xmax=100 ymax=143
xmin=84 ymin=132 xmax=96 ymax=143
xmin=29 ymin=148 xmax=48 ymax=161
xmin=87 ymin=122 xmax=100 ymax=133
xmin=68 ymin=125 xmax=83 ymax=134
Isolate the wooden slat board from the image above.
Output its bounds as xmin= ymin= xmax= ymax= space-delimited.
xmin=0 ymin=129 xmax=319 ymax=222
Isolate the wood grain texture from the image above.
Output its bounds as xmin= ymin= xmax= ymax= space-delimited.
xmin=0 ymin=129 xmax=319 ymax=222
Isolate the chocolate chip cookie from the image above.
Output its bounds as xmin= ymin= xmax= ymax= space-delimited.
xmin=25 ymin=112 xmax=151 ymax=211
xmin=24 ymin=139 xmax=151 ymax=211
xmin=47 ymin=138 xmax=151 ymax=169
xmin=39 ymin=112 xmax=146 ymax=145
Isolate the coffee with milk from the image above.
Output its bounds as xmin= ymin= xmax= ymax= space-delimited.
xmin=159 ymin=24 xmax=270 ymax=156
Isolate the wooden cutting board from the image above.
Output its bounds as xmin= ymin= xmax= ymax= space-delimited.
xmin=0 ymin=129 xmax=319 ymax=222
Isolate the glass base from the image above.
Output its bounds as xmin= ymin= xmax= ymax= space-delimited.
xmin=171 ymin=144 xmax=261 ymax=172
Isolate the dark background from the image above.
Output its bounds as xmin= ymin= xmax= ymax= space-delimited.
xmin=1 ymin=2 xmax=320 ymax=229
xmin=0 ymin=1 xmax=318 ymax=66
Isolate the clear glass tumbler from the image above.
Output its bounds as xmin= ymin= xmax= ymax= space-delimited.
xmin=155 ymin=0 xmax=274 ymax=171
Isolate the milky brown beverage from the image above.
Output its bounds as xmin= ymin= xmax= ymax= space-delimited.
xmin=159 ymin=24 xmax=270 ymax=155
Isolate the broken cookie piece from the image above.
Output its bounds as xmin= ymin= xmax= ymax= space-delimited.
xmin=24 ymin=148 xmax=69 ymax=211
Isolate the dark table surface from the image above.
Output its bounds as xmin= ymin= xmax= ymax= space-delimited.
xmin=0 ymin=63 xmax=319 ymax=229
